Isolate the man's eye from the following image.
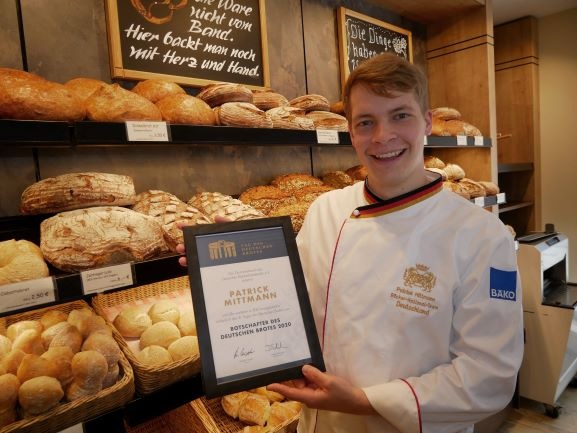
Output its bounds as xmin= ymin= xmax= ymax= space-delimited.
xmin=356 ymin=120 xmax=372 ymax=127
xmin=395 ymin=113 xmax=409 ymax=120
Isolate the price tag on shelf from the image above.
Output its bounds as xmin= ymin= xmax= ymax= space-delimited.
xmin=316 ymin=129 xmax=339 ymax=144
xmin=423 ymin=136 xmax=428 ymax=146
xmin=474 ymin=136 xmax=484 ymax=146
xmin=81 ymin=263 xmax=134 ymax=295
xmin=474 ymin=197 xmax=486 ymax=207
xmin=456 ymin=135 xmax=468 ymax=146
xmin=496 ymin=192 xmax=506 ymax=204
xmin=0 ymin=277 xmax=56 ymax=314
xmin=125 ymin=121 xmax=169 ymax=142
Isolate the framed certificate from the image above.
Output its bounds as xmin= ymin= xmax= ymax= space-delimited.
xmin=183 ymin=217 xmax=324 ymax=398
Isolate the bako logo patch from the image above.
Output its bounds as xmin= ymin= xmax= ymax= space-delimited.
xmin=489 ymin=268 xmax=517 ymax=301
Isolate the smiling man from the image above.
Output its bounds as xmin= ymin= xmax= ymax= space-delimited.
xmin=267 ymin=53 xmax=524 ymax=433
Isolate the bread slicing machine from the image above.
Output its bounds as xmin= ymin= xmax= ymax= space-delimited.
xmin=517 ymin=231 xmax=577 ymax=417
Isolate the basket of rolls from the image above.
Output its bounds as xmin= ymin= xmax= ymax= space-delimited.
xmin=91 ymin=276 xmax=200 ymax=395
xmin=190 ymin=387 xmax=302 ymax=433
xmin=0 ymin=299 xmax=134 ymax=433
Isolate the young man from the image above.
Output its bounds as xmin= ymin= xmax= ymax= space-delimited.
xmin=265 ymin=53 xmax=524 ymax=433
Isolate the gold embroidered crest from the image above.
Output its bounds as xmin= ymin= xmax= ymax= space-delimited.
xmin=403 ymin=264 xmax=436 ymax=292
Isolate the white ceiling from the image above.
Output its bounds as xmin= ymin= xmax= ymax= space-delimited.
xmin=492 ymin=0 xmax=577 ymax=25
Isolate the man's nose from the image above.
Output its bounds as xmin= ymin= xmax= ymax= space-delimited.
xmin=373 ymin=121 xmax=396 ymax=143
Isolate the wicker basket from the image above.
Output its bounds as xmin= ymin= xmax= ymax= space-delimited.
xmin=190 ymin=397 xmax=299 ymax=433
xmin=0 ymin=299 xmax=135 ymax=433
xmin=91 ymin=276 xmax=201 ymax=395
xmin=125 ymin=402 xmax=205 ymax=433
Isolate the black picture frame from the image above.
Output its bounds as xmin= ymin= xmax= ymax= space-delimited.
xmin=183 ymin=216 xmax=324 ymax=398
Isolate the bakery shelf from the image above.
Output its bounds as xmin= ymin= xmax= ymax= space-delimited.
xmin=498 ymin=162 xmax=534 ymax=173
xmin=425 ymin=135 xmax=492 ymax=147
xmin=498 ymin=201 xmax=533 ymax=213
xmin=0 ymin=119 xmax=73 ymax=145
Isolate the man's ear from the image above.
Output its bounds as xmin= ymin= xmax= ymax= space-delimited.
xmin=424 ymin=110 xmax=432 ymax=135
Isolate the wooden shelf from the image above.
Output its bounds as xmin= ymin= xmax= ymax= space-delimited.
xmin=498 ymin=201 xmax=533 ymax=213
xmin=498 ymin=163 xmax=534 ymax=173
xmin=367 ymin=0 xmax=485 ymax=24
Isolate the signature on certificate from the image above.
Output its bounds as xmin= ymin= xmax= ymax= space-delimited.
xmin=265 ymin=341 xmax=288 ymax=352
xmin=234 ymin=346 xmax=255 ymax=359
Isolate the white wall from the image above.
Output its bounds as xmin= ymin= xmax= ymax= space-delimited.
xmin=539 ymin=7 xmax=577 ymax=283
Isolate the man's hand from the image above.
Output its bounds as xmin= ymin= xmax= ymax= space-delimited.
xmin=177 ymin=215 xmax=233 ymax=267
xmin=267 ymin=365 xmax=377 ymax=416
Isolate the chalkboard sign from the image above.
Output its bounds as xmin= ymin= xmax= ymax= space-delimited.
xmin=105 ymin=0 xmax=269 ymax=88
xmin=337 ymin=7 xmax=412 ymax=88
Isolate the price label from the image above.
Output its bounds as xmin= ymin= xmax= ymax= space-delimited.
xmin=316 ymin=129 xmax=340 ymax=144
xmin=0 ymin=277 xmax=56 ymax=314
xmin=496 ymin=192 xmax=506 ymax=204
xmin=81 ymin=263 xmax=134 ymax=295
xmin=474 ymin=136 xmax=484 ymax=146
xmin=423 ymin=136 xmax=428 ymax=146
xmin=125 ymin=121 xmax=169 ymax=142
xmin=456 ymin=135 xmax=468 ymax=146
xmin=474 ymin=197 xmax=486 ymax=207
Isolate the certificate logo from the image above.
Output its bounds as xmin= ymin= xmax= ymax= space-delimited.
xmin=208 ymin=240 xmax=237 ymax=260
xmin=403 ymin=264 xmax=436 ymax=292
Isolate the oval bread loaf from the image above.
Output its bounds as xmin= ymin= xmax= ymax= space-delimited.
xmin=196 ymin=82 xmax=253 ymax=107
xmin=20 ymin=172 xmax=137 ymax=215
xmin=86 ymin=83 xmax=162 ymax=122
xmin=132 ymin=79 xmax=185 ymax=103
xmin=40 ymin=206 xmax=169 ymax=272
xmin=0 ymin=239 xmax=49 ymax=285
xmin=156 ymin=93 xmax=216 ymax=125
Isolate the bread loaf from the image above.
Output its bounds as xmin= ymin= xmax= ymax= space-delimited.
xmin=271 ymin=173 xmax=324 ymax=192
xmin=21 ymin=172 xmax=137 ymax=215
xmin=458 ymin=178 xmax=486 ymax=198
xmin=305 ymin=111 xmax=348 ymax=131
xmin=431 ymin=107 xmax=461 ymax=121
xmin=156 ymin=93 xmax=216 ymax=125
xmin=424 ymin=155 xmax=445 ymax=169
xmin=330 ymin=100 xmax=345 ymax=115
xmin=86 ymin=83 xmax=162 ymax=122
xmin=267 ymin=400 xmax=301 ymax=427
xmin=238 ymin=393 xmax=271 ymax=426
xmin=0 ymin=239 xmax=49 ymax=286
xmin=266 ymin=106 xmax=314 ymax=130
xmin=40 ymin=206 xmax=169 ymax=272
xmin=1 ymin=350 xmax=26 ymax=375
xmin=443 ymin=163 xmax=466 ymax=181
xmin=289 ymin=94 xmax=330 ymax=112
xmin=215 ymin=102 xmax=273 ymax=128
xmin=221 ymin=391 xmax=250 ymax=419
xmin=478 ymin=181 xmax=500 ymax=196
xmin=188 ymin=192 xmax=265 ymax=222
xmin=132 ymin=79 xmax=185 ymax=103
xmin=252 ymin=91 xmax=288 ymax=111
xmin=321 ymin=171 xmax=354 ymax=189
xmin=6 ymin=320 xmax=43 ymax=342
xmin=238 ymin=185 xmax=295 ymax=216
xmin=70 ymin=350 xmax=108 ymax=390
xmin=0 ymin=68 xmax=85 ymax=121
xmin=64 ymin=77 xmax=107 ymax=105
xmin=196 ymin=82 xmax=253 ymax=107
xmin=268 ymin=201 xmax=310 ymax=233
xmin=344 ymin=165 xmax=367 ymax=181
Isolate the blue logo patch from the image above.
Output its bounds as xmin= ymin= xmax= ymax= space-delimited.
xmin=489 ymin=268 xmax=517 ymax=301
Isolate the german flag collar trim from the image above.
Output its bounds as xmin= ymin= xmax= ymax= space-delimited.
xmin=351 ymin=176 xmax=443 ymax=218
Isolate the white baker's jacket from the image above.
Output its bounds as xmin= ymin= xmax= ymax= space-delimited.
xmin=295 ymin=176 xmax=524 ymax=433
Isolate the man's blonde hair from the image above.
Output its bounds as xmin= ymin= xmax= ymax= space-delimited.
xmin=343 ymin=53 xmax=429 ymax=120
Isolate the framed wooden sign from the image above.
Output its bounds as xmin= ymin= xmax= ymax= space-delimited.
xmin=105 ymin=0 xmax=270 ymax=89
xmin=183 ymin=217 xmax=325 ymax=398
xmin=337 ymin=7 xmax=412 ymax=88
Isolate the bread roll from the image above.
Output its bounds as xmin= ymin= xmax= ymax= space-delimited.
xmin=16 ymin=354 xmax=59 ymax=383
xmin=252 ymin=386 xmax=285 ymax=403
xmin=21 ymin=172 xmax=137 ymax=215
xmin=137 ymin=345 xmax=173 ymax=365
xmin=40 ymin=309 xmax=68 ymax=330
xmin=1 ymin=350 xmax=26 ymax=375
xmin=139 ymin=321 xmax=181 ymax=349
xmin=113 ymin=306 xmax=152 ymax=338
xmin=478 ymin=180 xmax=500 ymax=196
xmin=215 ymin=102 xmax=273 ymax=128
xmin=64 ymin=77 xmax=107 ymax=105
xmin=6 ymin=319 xmax=43 ymax=341
xmin=86 ymin=83 xmax=162 ymax=122
xmin=188 ymin=192 xmax=265 ymax=222
xmin=132 ymin=79 xmax=185 ymax=103
xmin=167 ymin=336 xmax=199 ymax=361
xmin=0 ymin=335 xmax=12 ymax=359
xmin=0 ymin=373 xmax=20 ymax=412
xmin=65 ymin=380 xmax=102 ymax=401
xmin=458 ymin=178 xmax=486 ymax=199
xmin=443 ymin=181 xmax=470 ymax=199
xmin=12 ymin=329 xmax=44 ymax=355
xmin=424 ymin=155 xmax=446 ymax=169
xmin=196 ymin=82 xmax=253 ymax=107
xmin=67 ymin=308 xmax=96 ymax=337
xmin=177 ymin=312 xmax=197 ymax=337
xmin=426 ymin=167 xmax=448 ymax=181
xmin=267 ymin=400 xmax=301 ymax=427
xmin=431 ymin=107 xmax=461 ymax=121
xmin=221 ymin=391 xmax=250 ymax=419
xmin=0 ymin=239 xmax=49 ymax=285
xmin=430 ymin=117 xmax=447 ymax=136
xmin=40 ymin=206 xmax=169 ymax=272
xmin=321 ymin=171 xmax=354 ymax=189
xmin=40 ymin=346 xmax=74 ymax=387
xmin=271 ymin=173 xmax=324 ymax=192
xmin=41 ymin=322 xmax=73 ymax=350
xmin=81 ymin=332 xmax=121 ymax=368
xmin=18 ymin=376 xmax=63 ymax=416
xmin=148 ymin=300 xmax=180 ymax=325
xmin=252 ymin=91 xmax=288 ymax=110
xmin=102 ymin=362 xmax=120 ymax=388
xmin=156 ymin=93 xmax=216 ymax=125
xmin=289 ymin=94 xmax=330 ymax=112
xmin=48 ymin=322 xmax=83 ymax=354
xmin=70 ymin=350 xmax=108 ymax=389
xmin=0 ymin=68 xmax=85 ymax=121
xmin=238 ymin=393 xmax=270 ymax=426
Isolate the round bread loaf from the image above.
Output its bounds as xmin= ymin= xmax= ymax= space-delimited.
xmin=0 ymin=239 xmax=49 ymax=286
xmin=238 ymin=185 xmax=295 ymax=216
xmin=215 ymin=102 xmax=273 ymax=128
xmin=271 ymin=173 xmax=324 ymax=192
xmin=132 ymin=79 xmax=185 ymax=103
xmin=266 ymin=106 xmax=314 ymax=130
xmin=148 ymin=300 xmax=180 ymax=325
xmin=0 ymin=68 xmax=85 ymax=121
xmin=64 ymin=77 xmax=107 ymax=105
xmin=18 ymin=376 xmax=64 ymax=415
xmin=40 ymin=206 xmax=169 ymax=272
xmin=430 ymin=117 xmax=448 ymax=136
xmin=167 ymin=335 xmax=199 ymax=361
xmin=295 ymin=185 xmax=333 ymax=204
xmin=289 ymin=94 xmax=330 ymax=112
xmin=20 ymin=172 xmax=137 ymax=215
xmin=321 ymin=171 xmax=354 ymax=189
xmin=426 ymin=167 xmax=448 ymax=181
xmin=443 ymin=181 xmax=470 ymax=199
xmin=431 ymin=107 xmax=461 ymax=121
xmin=478 ymin=180 xmax=500 ymax=196
xmin=156 ymin=93 xmax=216 ymax=125
xmin=137 ymin=345 xmax=173 ymax=365
xmin=305 ymin=111 xmax=348 ymax=131
xmin=252 ymin=91 xmax=288 ymax=110
xmin=113 ymin=305 xmax=152 ymax=338
xmin=196 ymin=82 xmax=253 ymax=107
xmin=458 ymin=178 xmax=486 ymax=198
xmin=65 ymin=380 xmax=102 ymax=401
xmin=188 ymin=192 xmax=265 ymax=222
xmin=443 ymin=163 xmax=466 ymax=181
xmin=330 ymin=100 xmax=345 ymax=115
xmin=268 ymin=201 xmax=310 ymax=233
xmin=139 ymin=321 xmax=181 ymax=349
xmin=344 ymin=165 xmax=367 ymax=181
xmin=424 ymin=155 xmax=446 ymax=169
xmin=86 ymin=83 xmax=162 ymax=122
